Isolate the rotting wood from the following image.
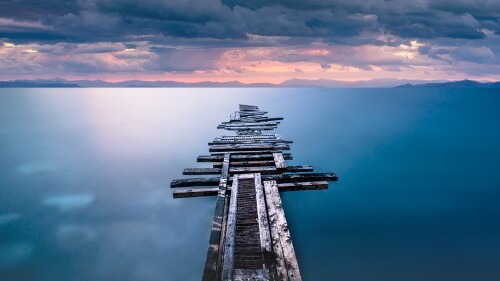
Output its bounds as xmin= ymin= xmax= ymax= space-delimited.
xmin=202 ymin=153 xmax=230 ymax=281
xmin=209 ymin=144 xmax=289 ymax=152
xmin=171 ymin=173 xmax=337 ymax=188
xmin=213 ymin=160 xmax=276 ymax=168
xmin=222 ymin=174 xmax=239 ymax=281
xmin=254 ymin=173 xmax=274 ymax=278
xmin=264 ymin=180 xmax=302 ymax=281
xmin=173 ymin=181 xmax=329 ymax=198
xmin=197 ymin=153 xmax=293 ymax=162
xmin=263 ymin=181 xmax=288 ymax=281
xmin=273 ymin=152 xmax=287 ymax=169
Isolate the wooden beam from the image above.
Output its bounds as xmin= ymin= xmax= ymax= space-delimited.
xmin=213 ymin=160 xmax=276 ymax=168
xmin=273 ymin=152 xmax=287 ymax=169
xmin=183 ymin=168 xmax=221 ymax=175
xmin=222 ymin=126 xmax=277 ymax=131
xmin=209 ymin=140 xmax=292 ymax=145
xmin=209 ymin=144 xmax=289 ymax=152
xmin=173 ymin=181 xmax=329 ymax=198
xmin=238 ymin=111 xmax=268 ymax=116
xmin=171 ymin=173 xmax=337 ymax=188
xmin=263 ymin=181 xmax=288 ymax=280
xmin=264 ymin=180 xmax=302 ymax=281
xmin=222 ymin=174 xmax=239 ymax=281
xmin=197 ymin=153 xmax=292 ymax=162
xmin=239 ymin=104 xmax=259 ymax=111
xmin=277 ymin=181 xmax=328 ymax=192
xmin=182 ymin=165 xmax=313 ymax=175
xmin=211 ymin=150 xmax=286 ymax=155
xmin=202 ymin=153 xmax=230 ymax=281
xmin=254 ymin=173 xmax=275 ymax=278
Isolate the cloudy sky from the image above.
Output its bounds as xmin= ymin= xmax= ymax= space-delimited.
xmin=1 ymin=0 xmax=499 ymax=83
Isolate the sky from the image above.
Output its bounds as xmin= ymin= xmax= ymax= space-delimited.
xmin=0 ymin=0 xmax=500 ymax=83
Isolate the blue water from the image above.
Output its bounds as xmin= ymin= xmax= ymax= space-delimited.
xmin=0 ymin=88 xmax=499 ymax=281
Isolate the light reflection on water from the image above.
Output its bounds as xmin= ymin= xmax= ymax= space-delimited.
xmin=0 ymin=88 xmax=499 ymax=281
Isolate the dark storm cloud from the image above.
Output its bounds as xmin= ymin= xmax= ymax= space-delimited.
xmin=0 ymin=0 xmax=499 ymax=77
xmin=1 ymin=0 xmax=497 ymax=43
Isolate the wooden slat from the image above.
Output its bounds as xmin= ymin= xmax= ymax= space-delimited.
xmin=218 ymin=122 xmax=278 ymax=128
xmin=209 ymin=140 xmax=292 ymax=145
xmin=173 ymin=181 xmax=329 ymax=198
xmin=184 ymin=166 xmax=311 ymax=175
xmin=277 ymin=181 xmax=328 ymax=192
xmin=254 ymin=173 xmax=274 ymax=278
xmin=202 ymin=153 xmax=230 ymax=281
xmin=211 ymin=150 xmax=287 ymax=156
xmin=222 ymin=174 xmax=239 ymax=281
xmin=263 ymin=181 xmax=288 ymax=281
xmin=222 ymin=126 xmax=277 ymax=131
xmin=173 ymin=187 xmax=220 ymax=198
xmin=238 ymin=111 xmax=268 ymax=116
xmin=273 ymin=152 xmax=287 ymax=169
xmin=171 ymin=173 xmax=337 ymax=188
xmin=213 ymin=160 xmax=276 ymax=168
xmin=264 ymin=180 xmax=302 ymax=281
xmin=239 ymin=104 xmax=259 ymax=111
xmin=209 ymin=144 xmax=289 ymax=152
xmin=183 ymin=168 xmax=221 ymax=175
xmin=198 ymin=153 xmax=292 ymax=162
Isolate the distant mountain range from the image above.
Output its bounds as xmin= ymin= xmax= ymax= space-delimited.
xmin=0 ymin=78 xmax=499 ymax=88
xmin=395 ymin=80 xmax=500 ymax=88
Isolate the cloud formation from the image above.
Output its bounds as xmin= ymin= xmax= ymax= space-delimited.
xmin=0 ymin=0 xmax=499 ymax=81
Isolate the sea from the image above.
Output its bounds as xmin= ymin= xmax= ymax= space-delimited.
xmin=0 ymin=88 xmax=499 ymax=281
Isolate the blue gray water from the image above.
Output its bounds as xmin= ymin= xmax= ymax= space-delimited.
xmin=0 ymin=88 xmax=499 ymax=281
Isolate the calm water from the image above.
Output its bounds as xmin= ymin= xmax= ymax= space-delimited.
xmin=0 ymin=88 xmax=499 ymax=281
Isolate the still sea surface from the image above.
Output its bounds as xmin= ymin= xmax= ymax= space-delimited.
xmin=0 ymin=88 xmax=499 ymax=281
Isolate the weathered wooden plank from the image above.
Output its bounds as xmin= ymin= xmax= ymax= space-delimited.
xmin=213 ymin=160 xmax=276 ymax=168
xmin=265 ymin=173 xmax=337 ymax=183
xmin=212 ymin=150 xmax=286 ymax=156
xmin=263 ymin=181 xmax=288 ymax=281
xmin=254 ymin=173 xmax=274 ymax=278
xmin=223 ymin=126 xmax=277 ymax=131
xmin=210 ymin=144 xmax=289 ymax=152
xmin=173 ymin=181 xmax=329 ymax=198
xmin=239 ymin=104 xmax=259 ymax=111
xmin=218 ymin=122 xmax=278 ymax=127
xmin=183 ymin=168 xmax=221 ymax=175
xmin=209 ymin=140 xmax=292 ymax=145
xmin=173 ymin=187 xmax=219 ymax=198
xmin=234 ymin=269 xmax=268 ymax=280
xmin=273 ymin=152 xmax=287 ymax=169
xmin=183 ymin=166 xmax=311 ymax=175
xmin=277 ymin=181 xmax=328 ymax=192
xmin=219 ymin=134 xmax=280 ymax=139
xmin=171 ymin=173 xmax=337 ymax=188
xmin=171 ymin=177 xmax=221 ymax=187
xmin=238 ymin=111 xmax=268 ymax=116
xmin=222 ymin=174 xmax=239 ymax=281
xmin=202 ymin=153 xmax=230 ymax=281
xmin=198 ymin=153 xmax=293 ymax=162
xmin=231 ymin=165 xmax=313 ymax=174
xmin=242 ymin=117 xmax=283 ymax=122
xmin=264 ymin=180 xmax=302 ymax=281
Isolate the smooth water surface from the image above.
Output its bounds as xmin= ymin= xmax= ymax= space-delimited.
xmin=0 ymin=88 xmax=499 ymax=281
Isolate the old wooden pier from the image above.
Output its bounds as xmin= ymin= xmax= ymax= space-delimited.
xmin=171 ymin=105 xmax=338 ymax=281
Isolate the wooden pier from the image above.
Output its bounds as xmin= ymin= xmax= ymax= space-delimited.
xmin=171 ymin=105 xmax=338 ymax=280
